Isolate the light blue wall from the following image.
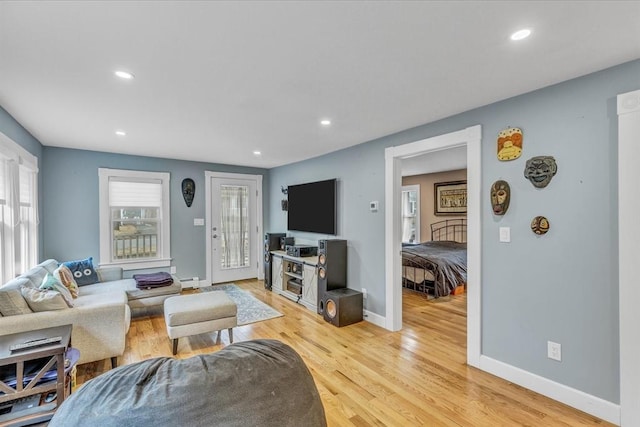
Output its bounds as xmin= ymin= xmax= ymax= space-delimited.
xmin=0 ymin=106 xmax=44 ymax=259
xmin=42 ymin=147 xmax=269 ymax=280
xmin=267 ymin=59 xmax=640 ymax=403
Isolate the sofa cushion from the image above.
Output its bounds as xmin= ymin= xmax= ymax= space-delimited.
xmin=54 ymin=265 xmax=79 ymax=298
xmin=0 ymin=279 xmax=33 ymax=316
xmin=21 ymin=286 xmax=70 ymax=311
xmin=74 ymin=290 xmax=128 ymax=308
xmin=63 ymin=257 xmax=99 ymax=286
xmin=23 ymin=266 xmax=49 ymax=288
xmin=40 ymin=273 xmax=74 ymax=307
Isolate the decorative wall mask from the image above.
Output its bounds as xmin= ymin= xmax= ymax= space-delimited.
xmin=531 ymin=216 xmax=550 ymax=235
xmin=490 ymin=180 xmax=510 ymax=216
xmin=524 ymin=156 xmax=557 ymax=188
xmin=181 ymin=178 xmax=195 ymax=207
xmin=497 ymin=127 xmax=523 ymax=161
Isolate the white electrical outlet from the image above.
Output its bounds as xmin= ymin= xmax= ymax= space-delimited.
xmin=547 ymin=341 xmax=562 ymax=361
xmin=170 ymin=266 xmax=176 ymax=274
xmin=362 ymin=288 xmax=367 ymax=299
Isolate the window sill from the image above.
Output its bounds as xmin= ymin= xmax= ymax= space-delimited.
xmin=99 ymin=258 xmax=171 ymax=271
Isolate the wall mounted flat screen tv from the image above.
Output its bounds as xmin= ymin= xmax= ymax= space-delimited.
xmin=287 ymin=179 xmax=337 ymax=235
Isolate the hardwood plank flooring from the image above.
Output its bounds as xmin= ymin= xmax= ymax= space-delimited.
xmin=75 ymin=280 xmax=611 ymax=426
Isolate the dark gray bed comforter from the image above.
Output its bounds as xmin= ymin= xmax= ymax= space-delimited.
xmin=402 ymin=240 xmax=467 ymax=297
xmin=50 ymin=339 xmax=326 ymax=427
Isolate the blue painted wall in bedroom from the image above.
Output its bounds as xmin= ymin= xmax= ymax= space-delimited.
xmin=41 ymin=147 xmax=269 ymax=281
xmin=0 ymin=106 xmax=44 ymax=259
xmin=267 ymin=59 xmax=640 ymax=404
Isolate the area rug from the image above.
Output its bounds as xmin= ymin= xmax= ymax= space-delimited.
xmin=200 ymin=283 xmax=283 ymax=325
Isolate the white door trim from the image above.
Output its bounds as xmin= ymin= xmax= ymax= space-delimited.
xmin=205 ymin=171 xmax=263 ymax=286
xmin=618 ymin=88 xmax=640 ymax=426
xmin=384 ymin=125 xmax=482 ymax=367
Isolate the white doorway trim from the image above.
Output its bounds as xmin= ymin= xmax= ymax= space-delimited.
xmin=205 ymin=171 xmax=263 ymax=286
xmin=618 ymin=89 xmax=640 ymax=426
xmin=384 ymin=125 xmax=482 ymax=367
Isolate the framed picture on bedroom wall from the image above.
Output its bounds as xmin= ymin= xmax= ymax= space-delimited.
xmin=434 ymin=180 xmax=467 ymax=215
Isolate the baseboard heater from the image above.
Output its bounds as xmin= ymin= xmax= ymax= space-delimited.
xmin=179 ymin=277 xmax=201 ymax=289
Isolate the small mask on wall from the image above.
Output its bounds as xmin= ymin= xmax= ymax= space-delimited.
xmin=490 ymin=180 xmax=510 ymax=215
xmin=181 ymin=178 xmax=195 ymax=207
xmin=524 ymin=156 xmax=557 ymax=188
xmin=497 ymin=127 xmax=523 ymax=161
xmin=531 ymin=216 xmax=550 ymax=235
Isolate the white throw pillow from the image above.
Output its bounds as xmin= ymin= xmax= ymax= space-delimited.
xmin=21 ymin=286 xmax=69 ymax=312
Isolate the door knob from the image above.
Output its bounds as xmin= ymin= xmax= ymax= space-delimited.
xmin=213 ymin=234 xmax=218 ymax=238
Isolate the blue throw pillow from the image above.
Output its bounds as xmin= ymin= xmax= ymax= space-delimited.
xmin=63 ymin=257 xmax=99 ymax=286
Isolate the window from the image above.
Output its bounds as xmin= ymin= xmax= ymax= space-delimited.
xmin=0 ymin=132 xmax=38 ymax=283
xmin=98 ymin=168 xmax=171 ymax=270
xmin=401 ymin=185 xmax=420 ymax=244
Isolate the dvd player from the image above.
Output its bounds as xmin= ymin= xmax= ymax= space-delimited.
xmin=285 ymin=245 xmax=318 ymax=257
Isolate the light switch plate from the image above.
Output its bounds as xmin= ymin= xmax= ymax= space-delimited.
xmin=194 ymin=218 xmax=205 ymax=226
xmin=499 ymin=227 xmax=511 ymax=242
xmin=370 ymin=201 xmax=379 ymax=212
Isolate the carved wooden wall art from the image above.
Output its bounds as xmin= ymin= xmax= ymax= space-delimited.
xmin=497 ymin=127 xmax=523 ymax=161
xmin=182 ymin=178 xmax=195 ymax=207
xmin=531 ymin=216 xmax=550 ymax=235
xmin=524 ymin=156 xmax=557 ymax=188
xmin=490 ymin=180 xmax=510 ymax=215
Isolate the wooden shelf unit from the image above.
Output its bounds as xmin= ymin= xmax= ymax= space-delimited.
xmin=270 ymin=251 xmax=318 ymax=312
xmin=0 ymin=325 xmax=73 ymax=426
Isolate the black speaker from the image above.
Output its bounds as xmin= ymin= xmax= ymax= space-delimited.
xmin=317 ymin=239 xmax=347 ymax=314
xmin=279 ymin=236 xmax=295 ymax=250
xmin=323 ymin=288 xmax=363 ymax=327
xmin=264 ymin=233 xmax=285 ymax=290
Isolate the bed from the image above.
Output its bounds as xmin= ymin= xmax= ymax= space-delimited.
xmin=401 ymin=219 xmax=467 ymax=298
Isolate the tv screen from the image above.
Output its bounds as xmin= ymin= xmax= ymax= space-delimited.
xmin=287 ymin=179 xmax=337 ymax=235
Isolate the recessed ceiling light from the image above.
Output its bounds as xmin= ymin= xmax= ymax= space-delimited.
xmin=253 ymin=151 xmax=261 ymax=156
xmin=115 ymin=130 xmax=126 ymax=136
xmin=114 ymin=70 xmax=135 ymax=80
xmin=320 ymin=119 xmax=331 ymax=126
xmin=510 ymin=29 xmax=531 ymax=41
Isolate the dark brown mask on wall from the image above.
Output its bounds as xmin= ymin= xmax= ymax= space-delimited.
xmin=182 ymin=178 xmax=195 ymax=207
xmin=524 ymin=156 xmax=557 ymax=188
xmin=490 ymin=180 xmax=510 ymax=215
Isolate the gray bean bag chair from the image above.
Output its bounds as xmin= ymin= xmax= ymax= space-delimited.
xmin=50 ymin=339 xmax=326 ymax=426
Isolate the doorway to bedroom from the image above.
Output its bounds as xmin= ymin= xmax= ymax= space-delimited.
xmin=384 ymin=125 xmax=481 ymax=367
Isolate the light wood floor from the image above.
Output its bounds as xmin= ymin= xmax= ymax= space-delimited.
xmin=76 ymin=280 xmax=611 ymax=426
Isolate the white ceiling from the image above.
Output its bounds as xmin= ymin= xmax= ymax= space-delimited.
xmin=1 ymin=1 xmax=639 ymax=169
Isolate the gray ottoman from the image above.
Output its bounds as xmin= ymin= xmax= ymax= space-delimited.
xmin=164 ymin=291 xmax=238 ymax=355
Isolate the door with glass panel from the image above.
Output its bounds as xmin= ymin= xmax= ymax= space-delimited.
xmin=210 ymin=177 xmax=258 ymax=283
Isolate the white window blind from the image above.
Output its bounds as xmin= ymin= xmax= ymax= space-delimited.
xmin=99 ymin=168 xmax=171 ymax=270
xmin=109 ymin=179 xmax=162 ymax=207
xmin=19 ymin=165 xmax=33 ymax=207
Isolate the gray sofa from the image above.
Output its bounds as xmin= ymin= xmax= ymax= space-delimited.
xmin=0 ymin=259 xmax=181 ymax=367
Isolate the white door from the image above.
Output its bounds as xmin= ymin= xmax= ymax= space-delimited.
xmin=209 ymin=175 xmax=259 ymax=283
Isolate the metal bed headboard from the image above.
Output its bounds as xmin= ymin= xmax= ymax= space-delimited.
xmin=430 ymin=219 xmax=467 ymax=243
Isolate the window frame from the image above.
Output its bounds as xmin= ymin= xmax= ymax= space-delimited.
xmin=0 ymin=132 xmax=39 ymax=283
xmin=98 ymin=168 xmax=171 ymax=270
